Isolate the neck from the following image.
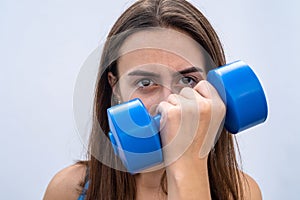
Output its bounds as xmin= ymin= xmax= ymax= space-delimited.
xmin=135 ymin=169 xmax=166 ymax=200
xmin=135 ymin=168 xmax=164 ymax=188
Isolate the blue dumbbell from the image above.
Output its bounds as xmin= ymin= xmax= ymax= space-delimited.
xmin=107 ymin=60 xmax=268 ymax=173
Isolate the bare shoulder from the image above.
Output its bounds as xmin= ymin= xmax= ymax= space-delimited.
xmin=43 ymin=163 xmax=87 ymax=200
xmin=240 ymin=172 xmax=263 ymax=200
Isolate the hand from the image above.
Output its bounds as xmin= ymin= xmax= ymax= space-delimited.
xmin=157 ymin=80 xmax=226 ymax=199
xmin=157 ymin=80 xmax=225 ymax=164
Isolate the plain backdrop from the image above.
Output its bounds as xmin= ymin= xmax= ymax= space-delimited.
xmin=1 ymin=0 xmax=299 ymax=199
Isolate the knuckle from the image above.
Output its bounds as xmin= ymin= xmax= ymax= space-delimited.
xmin=179 ymin=87 xmax=194 ymax=96
xmin=195 ymin=80 xmax=209 ymax=90
xmin=167 ymin=93 xmax=178 ymax=102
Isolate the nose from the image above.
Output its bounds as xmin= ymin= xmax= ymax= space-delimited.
xmin=148 ymin=86 xmax=172 ymax=116
xmin=160 ymin=86 xmax=173 ymax=101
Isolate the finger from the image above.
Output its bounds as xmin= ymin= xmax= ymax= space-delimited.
xmin=156 ymin=101 xmax=175 ymax=138
xmin=179 ymin=87 xmax=200 ymax=100
xmin=156 ymin=101 xmax=173 ymax=119
xmin=194 ymin=80 xmax=219 ymax=99
xmin=167 ymin=94 xmax=186 ymax=106
xmin=166 ymin=94 xmax=182 ymax=105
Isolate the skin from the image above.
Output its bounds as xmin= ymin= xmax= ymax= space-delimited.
xmin=43 ymin=29 xmax=263 ymax=200
xmin=110 ymin=29 xmax=223 ymax=199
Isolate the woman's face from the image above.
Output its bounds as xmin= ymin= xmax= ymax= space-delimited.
xmin=109 ymin=28 xmax=208 ymax=113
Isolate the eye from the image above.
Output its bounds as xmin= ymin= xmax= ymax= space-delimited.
xmin=179 ymin=76 xmax=197 ymax=87
xmin=137 ymin=79 xmax=155 ymax=88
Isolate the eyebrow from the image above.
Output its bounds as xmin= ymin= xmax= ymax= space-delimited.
xmin=127 ymin=70 xmax=160 ymax=78
xmin=177 ymin=66 xmax=204 ymax=75
xmin=127 ymin=66 xmax=204 ymax=77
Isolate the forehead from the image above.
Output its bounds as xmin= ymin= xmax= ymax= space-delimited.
xmin=118 ymin=49 xmax=194 ymax=75
xmin=117 ymin=28 xmax=208 ymax=74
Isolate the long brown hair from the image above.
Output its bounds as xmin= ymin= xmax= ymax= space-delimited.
xmin=81 ymin=0 xmax=244 ymax=199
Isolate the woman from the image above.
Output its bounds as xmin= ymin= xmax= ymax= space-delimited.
xmin=43 ymin=0 xmax=262 ymax=199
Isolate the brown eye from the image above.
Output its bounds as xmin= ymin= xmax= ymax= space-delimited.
xmin=137 ymin=79 xmax=154 ymax=88
xmin=179 ymin=77 xmax=196 ymax=87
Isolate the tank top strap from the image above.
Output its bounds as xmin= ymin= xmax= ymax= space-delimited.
xmin=77 ymin=180 xmax=89 ymax=200
xmin=77 ymin=165 xmax=90 ymax=200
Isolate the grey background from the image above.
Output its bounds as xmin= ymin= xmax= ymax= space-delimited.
xmin=1 ymin=0 xmax=299 ymax=199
